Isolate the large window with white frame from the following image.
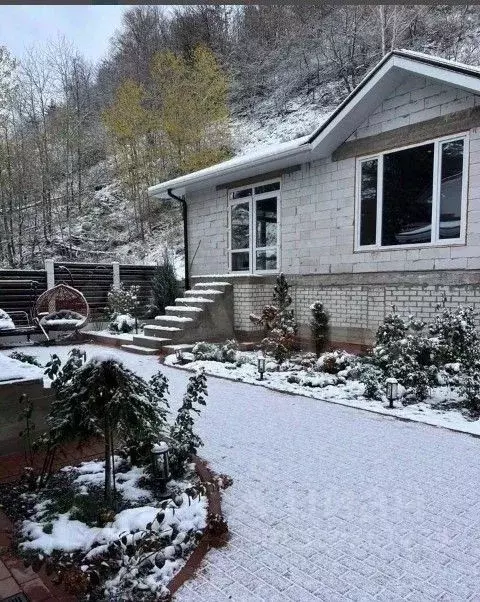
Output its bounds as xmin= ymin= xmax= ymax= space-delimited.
xmin=356 ymin=134 xmax=468 ymax=249
xmin=228 ymin=180 xmax=280 ymax=272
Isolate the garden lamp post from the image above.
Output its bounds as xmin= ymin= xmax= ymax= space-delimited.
xmin=386 ymin=377 xmax=399 ymax=409
xmin=152 ymin=441 xmax=170 ymax=492
xmin=257 ymin=353 xmax=266 ymax=380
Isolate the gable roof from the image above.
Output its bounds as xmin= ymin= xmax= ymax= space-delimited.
xmin=149 ymin=50 xmax=480 ymax=200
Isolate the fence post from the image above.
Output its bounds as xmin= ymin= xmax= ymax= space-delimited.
xmin=112 ymin=262 xmax=120 ymax=289
xmin=45 ymin=259 xmax=55 ymax=290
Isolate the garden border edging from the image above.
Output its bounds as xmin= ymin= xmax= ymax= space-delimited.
xmin=162 ymin=360 xmax=480 ymax=442
xmin=165 ymin=455 xmax=229 ymax=600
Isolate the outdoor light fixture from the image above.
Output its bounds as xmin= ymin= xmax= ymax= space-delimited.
xmin=257 ymin=353 xmax=266 ymax=380
xmin=152 ymin=441 xmax=170 ymax=491
xmin=386 ymin=377 xmax=399 ymax=409
xmin=176 ymin=349 xmax=184 ymax=364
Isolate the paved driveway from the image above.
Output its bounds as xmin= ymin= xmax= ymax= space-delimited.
xmin=162 ymin=366 xmax=480 ymax=601
xmin=9 ymin=347 xmax=480 ymax=601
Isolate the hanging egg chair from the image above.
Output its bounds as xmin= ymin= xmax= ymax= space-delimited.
xmin=36 ymin=284 xmax=89 ymax=331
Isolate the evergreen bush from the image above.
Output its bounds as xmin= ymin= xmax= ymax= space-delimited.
xmin=250 ymin=273 xmax=298 ymax=363
xmin=169 ymin=369 xmax=208 ymax=477
xmin=150 ymin=253 xmax=180 ymax=316
xmin=310 ymin=302 xmax=330 ymax=355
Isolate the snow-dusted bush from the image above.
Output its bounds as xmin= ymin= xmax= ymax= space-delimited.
xmin=107 ymin=284 xmax=141 ymax=319
xmin=361 ymin=310 xmax=438 ymax=402
xmin=169 ymin=369 xmax=207 ymax=477
xmin=310 ymin=302 xmax=329 ymax=355
xmin=109 ymin=313 xmax=135 ymax=333
xmin=192 ymin=339 xmax=239 ymax=363
xmin=250 ymin=273 xmax=298 ymax=363
xmin=150 ymin=253 xmax=180 ymax=316
xmin=316 ymin=350 xmax=354 ymax=375
xmin=287 ymin=372 xmax=341 ymax=388
xmin=429 ymin=303 xmax=479 ymax=365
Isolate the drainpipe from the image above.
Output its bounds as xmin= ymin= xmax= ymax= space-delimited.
xmin=167 ymin=188 xmax=189 ymax=292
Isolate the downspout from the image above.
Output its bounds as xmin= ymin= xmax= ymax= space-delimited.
xmin=167 ymin=188 xmax=189 ymax=291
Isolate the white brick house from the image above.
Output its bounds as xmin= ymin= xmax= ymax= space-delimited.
xmin=149 ymin=50 xmax=480 ymax=347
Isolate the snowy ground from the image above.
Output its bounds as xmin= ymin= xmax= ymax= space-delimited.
xmin=164 ymin=354 xmax=480 ymax=439
xmin=4 ymin=344 xmax=480 ymax=600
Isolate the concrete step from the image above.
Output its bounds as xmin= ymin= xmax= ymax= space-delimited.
xmin=132 ymin=335 xmax=171 ymax=349
xmin=194 ymin=281 xmax=231 ymax=291
xmin=175 ymin=296 xmax=214 ymax=309
xmin=184 ymin=289 xmax=223 ymax=297
xmin=121 ymin=344 xmax=158 ymax=355
xmin=165 ymin=306 xmax=203 ymax=318
xmin=154 ymin=315 xmax=193 ymax=325
xmin=144 ymin=324 xmax=182 ymax=338
xmin=163 ymin=343 xmax=195 ymax=354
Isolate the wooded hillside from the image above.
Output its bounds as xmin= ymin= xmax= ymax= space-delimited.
xmin=0 ymin=5 xmax=479 ymax=268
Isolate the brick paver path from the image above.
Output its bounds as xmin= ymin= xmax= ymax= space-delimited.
xmin=161 ymin=366 xmax=480 ymax=602
xmin=5 ymin=346 xmax=480 ymax=601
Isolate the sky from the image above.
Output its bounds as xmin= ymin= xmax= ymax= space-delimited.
xmin=0 ymin=5 xmax=130 ymax=65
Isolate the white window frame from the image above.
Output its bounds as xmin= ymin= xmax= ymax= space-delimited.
xmin=227 ymin=179 xmax=281 ymax=274
xmin=355 ymin=133 xmax=469 ymax=251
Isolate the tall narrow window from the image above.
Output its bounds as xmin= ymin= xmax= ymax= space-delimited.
xmin=439 ymin=139 xmax=464 ymax=240
xmin=255 ymin=197 xmax=277 ymax=271
xmin=359 ymin=159 xmax=378 ymax=246
xmin=230 ymin=202 xmax=250 ymax=271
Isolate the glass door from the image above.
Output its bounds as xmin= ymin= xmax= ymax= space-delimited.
xmin=229 ymin=181 xmax=280 ymax=273
xmin=230 ymin=199 xmax=251 ymax=272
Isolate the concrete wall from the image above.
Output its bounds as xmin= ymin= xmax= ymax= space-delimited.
xmin=192 ymin=271 xmax=480 ymax=346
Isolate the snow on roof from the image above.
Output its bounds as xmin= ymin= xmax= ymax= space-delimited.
xmin=149 ymin=49 xmax=480 ymax=199
xmin=148 ymin=135 xmax=310 ymax=198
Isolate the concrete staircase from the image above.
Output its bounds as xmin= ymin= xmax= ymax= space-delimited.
xmin=121 ymin=281 xmax=233 ymax=355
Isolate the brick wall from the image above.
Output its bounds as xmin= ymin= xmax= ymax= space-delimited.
xmin=209 ymin=272 xmax=480 ymax=345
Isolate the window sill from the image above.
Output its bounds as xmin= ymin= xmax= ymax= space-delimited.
xmin=354 ymin=239 xmax=466 ymax=253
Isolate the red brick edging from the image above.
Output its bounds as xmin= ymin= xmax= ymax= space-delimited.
xmin=0 ymin=453 xmax=228 ymax=601
xmin=166 ymin=455 xmax=229 ymax=599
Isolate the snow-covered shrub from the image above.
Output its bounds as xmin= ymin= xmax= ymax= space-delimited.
xmin=43 ymin=349 xmax=170 ymax=505
xmin=170 ymin=370 xmax=207 ymax=477
xmin=0 ymin=308 xmax=14 ymax=330
xmin=107 ymin=283 xmax=141 ymax=320
xmin=109 ymin=313 xmax=135 ymax=333
xmin=458 ymin=363 xmax=480 ymax=416
xmin=192 ymin=340 xmax=239 ymax=363
xmin=429 ymin=303 xmax=479 ymax=366
xmin=362 ymin=310 xmax=438 ymax=402
xmin=316 ymin=350 xmax=354 ymax=375
xmin=9 ymin=351 xmax=43 ymax=367
xmin=287 ymin=372 xmax=340 ymax=388
xmin=250 ymin=273 xmax=298 ymax=363
xmin=310 ymin=302 xmax=329 ymax=355
xmin=357 ymin=364 xmax=384 ymax=400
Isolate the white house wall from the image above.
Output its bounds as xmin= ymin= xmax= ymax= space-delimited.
xmin=186 ymin=74 xmax=480 ymax=343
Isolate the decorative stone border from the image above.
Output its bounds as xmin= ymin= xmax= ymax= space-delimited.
xmin=165 ymin=455 xmax=229 ymax=600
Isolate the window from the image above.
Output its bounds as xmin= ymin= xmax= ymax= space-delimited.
xmin=228 ymin=181 xmax=280 ymax=272
xmin=356 ymin=135 xmax=467 ymax=249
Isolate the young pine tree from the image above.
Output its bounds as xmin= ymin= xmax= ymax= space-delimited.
xmin=170 ymin=369 xmax=207 ymax=477
xmin=46 ymin=351 xmax=169 ymax=507
xmin=310 ymin=302 xmax=330 ymax=355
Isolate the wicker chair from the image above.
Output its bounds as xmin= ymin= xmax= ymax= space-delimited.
xmin=35 ymin=284 xmax=89 ymax=331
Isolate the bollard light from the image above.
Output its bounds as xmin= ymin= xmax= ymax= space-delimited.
xmin=152 ymin=441 xmax=170 ymax=491
xmin=257 ymin=353 xmax=266 ymax=380
xmin=386 ymin=377 xmax=399 ymax=409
